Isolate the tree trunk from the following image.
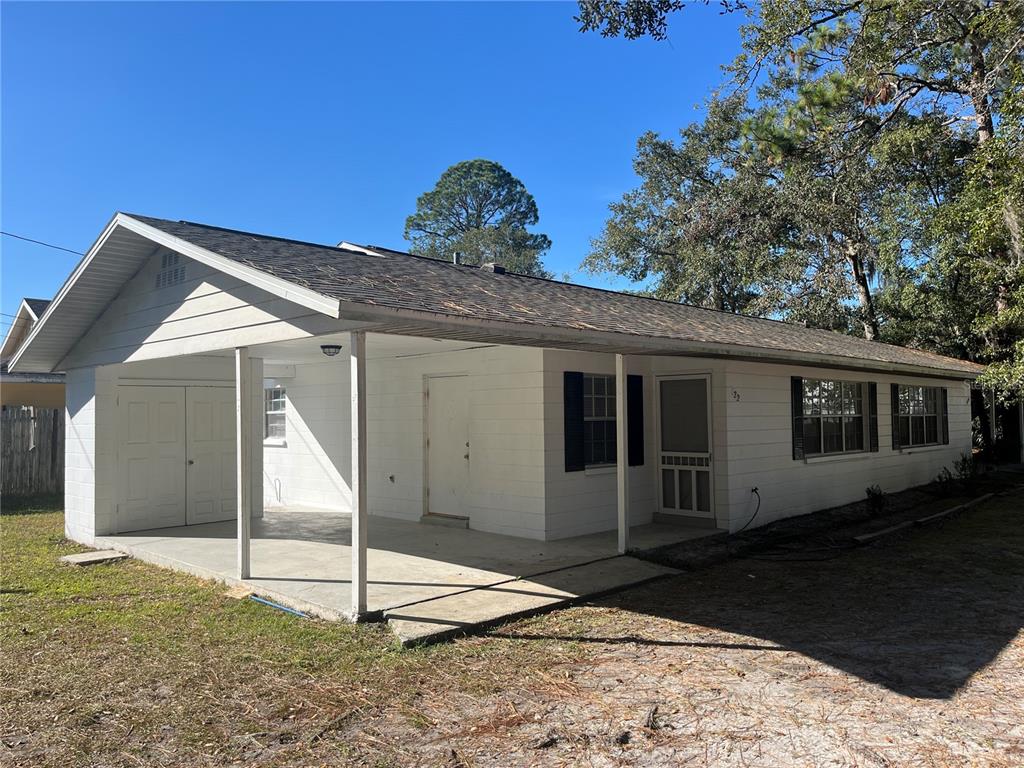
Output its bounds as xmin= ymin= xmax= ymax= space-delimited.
xmin=968 ymin=36 xmax=995 ymax=145
xmin=846 ymin=244 xmax=879 ymax=341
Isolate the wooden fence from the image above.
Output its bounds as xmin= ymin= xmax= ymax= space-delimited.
xmin=1 ymin=407 xmax=64 ymax=496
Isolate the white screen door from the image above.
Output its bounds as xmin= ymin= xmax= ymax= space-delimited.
xmin=117 ymin=386 xmax=187 ymax=532
xmin=658 ymin=375 xmax=714 ymax=518
xmin=185 ymin=387 xmax=237 ymax=525
xmin=426 ymin=375 xmax=470 ymax=518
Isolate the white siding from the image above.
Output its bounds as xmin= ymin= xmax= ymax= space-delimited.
xmin=62 ymin=249 xmax=351 ymax=369
xmin=542 ymin=351 xmax=731 ymax=539
xmin=720 ymin=360 xmax=972 ymax=531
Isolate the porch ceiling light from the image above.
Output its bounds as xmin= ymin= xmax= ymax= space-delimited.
xmin=320 ymin=344 xmax=343 ymax=357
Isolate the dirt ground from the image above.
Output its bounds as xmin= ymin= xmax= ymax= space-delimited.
xmin=346 ymin=490 xmax=1024 ymax=767
xmin=3 ymin=486 xmax=1023 ymax=767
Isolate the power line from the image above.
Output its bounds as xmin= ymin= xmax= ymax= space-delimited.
xmin=1 ymin=231 xmax=84 ymax=256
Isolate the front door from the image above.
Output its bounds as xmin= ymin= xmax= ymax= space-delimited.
xmin=117 ymin=386 xmax=187 ymax=532
xmin=426 ymin=375 xmax=470 ymax=518
xmin=658 ymin=375 xmax=714 ymax=518
xmin=185 ymin=387 xmax=237 ymax=525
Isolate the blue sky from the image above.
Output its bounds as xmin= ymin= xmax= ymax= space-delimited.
xmin=1 ymin=1 xmax=743 ymax=322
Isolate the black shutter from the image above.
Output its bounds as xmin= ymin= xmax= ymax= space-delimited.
xmin=791 ymin=377 xmax=804 ymax=460
xmin=891 ymin=383 xmax=901 ymax=449
xmin=940 ymin=387 xmax=950 ymax=445
xmin=627 ymin=374 xmax=644 ymax=466
xmin=563 ymin=371 xmax=585 ymax=472
xmin=868 ymin=382 xmax=879 ymax=452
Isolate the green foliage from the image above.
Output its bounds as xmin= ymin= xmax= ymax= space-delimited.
xmin=404 ymin=159 xmax=552 ymax=277
xmin=580 ymin=0 xmax=1024 ymax=389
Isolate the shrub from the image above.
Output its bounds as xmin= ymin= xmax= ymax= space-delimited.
xmin=865 ymin=484 xmax=887 ymax=514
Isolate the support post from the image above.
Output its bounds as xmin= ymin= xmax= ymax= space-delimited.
xmin=350 ymin=331 xmax=368 ymax=618
xmin=615 ymin=353 xmax=629 ymax=554
xmin=235 ymin=347 xmax=252 ymax=579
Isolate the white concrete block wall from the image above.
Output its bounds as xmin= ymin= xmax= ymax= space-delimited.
xmin=262 ymin=360 xmax=351 ymax=512
xmin=720 ymin=360 xmax=973 ymax=531
xmin=63 ymin=365 xmax=117 ymax=544
xmin=261 ymin=343 xmax=549 ymax=540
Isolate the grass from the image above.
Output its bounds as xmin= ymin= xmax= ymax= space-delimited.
xmin=0 ymin=505 xmax=583 ymax=767
xmin=3 ymin=488 xmax=1023 ymax=766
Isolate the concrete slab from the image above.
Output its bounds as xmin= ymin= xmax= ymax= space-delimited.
xmin=386 ymin=556 xmax=679 ymax=646
xmin=95 ymin=507 xmax=709 ymax=638
xmin=59 ymin=550 xmax=130 ymax=566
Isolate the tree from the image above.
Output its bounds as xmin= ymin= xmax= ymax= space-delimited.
xmin=404 ymin=160 xmax=552 ymax=277
xmin=579 ymin=0 xmax=1024 ymax=389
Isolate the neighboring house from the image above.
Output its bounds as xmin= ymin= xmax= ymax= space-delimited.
xmin=1 ymin=298 xmax=64 ymax=407
xmin=8 ymin=213 xmax=984 ymax=616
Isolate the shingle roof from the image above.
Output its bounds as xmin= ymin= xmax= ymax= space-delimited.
xmin=128 ymin=215 xmax=983 ymax=377
xmin=24 ymin=298 xmax=51 ymax=318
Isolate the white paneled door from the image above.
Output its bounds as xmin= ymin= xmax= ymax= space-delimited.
xmin=117 ymin=386 xmax=187 ymax=532
xmin=185 ymin=387 xmax=237 ymax=525
xmin=427 ymin=375 xmax=470 ymax=519
xmin=116 ymin=385 xmax=236 ymax=533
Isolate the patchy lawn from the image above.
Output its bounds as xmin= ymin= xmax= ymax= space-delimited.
xmin=2 ymin=490 xmax=1023 ymax=767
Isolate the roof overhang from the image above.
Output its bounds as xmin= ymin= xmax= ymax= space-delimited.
xmin=9 ymin=213 xmax=342 ymax=373
xmin=0 ymin=299 xmax=42 ymax=361
xmin=10 ymin=213 xmax=984 ymax=382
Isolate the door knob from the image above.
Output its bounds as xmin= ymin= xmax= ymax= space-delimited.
xmin=187 ymin=459 xmax=195 ymax=465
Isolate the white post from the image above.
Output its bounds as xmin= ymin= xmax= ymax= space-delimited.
xmin=235 ymin=347 xmax=252 ymax=579
xmin=616 ymin=353 xmax=630 ymax=554
xmin=350 ymin=331 xmax=368 ymax=618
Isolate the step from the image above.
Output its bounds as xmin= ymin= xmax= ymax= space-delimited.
xmin=420 ymin=513 xmax=469 ymax=529
xmin=385 ymin=555 xmax=678 ymax=646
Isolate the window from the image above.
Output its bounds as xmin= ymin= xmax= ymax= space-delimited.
xmin=264 ymin=386 xmax=286 ymax=441
xmin=801 ymin=379 xmax=867 ymax=456
xmin=896 ymin=385 xmax=941 ymax=447
xmin=155 ymin=251 xmax=186 ymax=288
xmin=583 ymin=373 xmax=616 ymax=466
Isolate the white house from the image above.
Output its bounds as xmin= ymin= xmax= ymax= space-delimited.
xmin=9 ymin=213 xmax=983 ymax=620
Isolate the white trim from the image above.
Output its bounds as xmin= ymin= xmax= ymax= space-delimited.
xmin=655 ymin=373 xmax=716 ymax=522
xmin=0 ymin=300 xmax=39 ymax=360
xmin=9 ymin=214 xmax=341 ymax=373
xmin=9 ymin=214 xmax=122 ymax=372
xmin=117 ymin=215 xmax=341 ymax=318
xmin=331 ymin=299 xmax=981 ymax=382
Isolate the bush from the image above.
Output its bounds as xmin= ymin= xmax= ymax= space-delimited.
xmin=865 ymin=484 xmax=887 ymax=513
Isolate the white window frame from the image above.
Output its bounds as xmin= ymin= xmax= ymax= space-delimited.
xmin=583 ymin=373 xmax=616 ymax=467
xmin=897 ymin=384 xmax=941 ymax=448
xmin=263 ymin=385 xmax=287 ymax=445
xmin=802 ymin=378 xmax=868 ymax=457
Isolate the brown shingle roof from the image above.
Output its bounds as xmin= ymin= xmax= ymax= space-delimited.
xmin=128 ymin=215 xmax=984 ymax=377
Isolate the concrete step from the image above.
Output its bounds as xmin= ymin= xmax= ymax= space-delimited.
xmin=60 ymin=550 xmax=130 ymax=566
xmin=385 ymin=555 xmax=678 ymax=646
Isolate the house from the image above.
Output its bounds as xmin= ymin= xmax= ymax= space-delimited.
xmin=8 ymin=213 xmax=984 ymax=621
xmin=1 ymin=297 xmax=64 ymax=408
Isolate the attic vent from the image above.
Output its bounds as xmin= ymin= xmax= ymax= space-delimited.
xmin=155 ymin=252 xmax=186 ymax=288
xmin=480 ymin=262 xmax=506 ymax=274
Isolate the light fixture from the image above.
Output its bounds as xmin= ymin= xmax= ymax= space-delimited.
xmin=320 ymin=344 xmax=342 ymax=357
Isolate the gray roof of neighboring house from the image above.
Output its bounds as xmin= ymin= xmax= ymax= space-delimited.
xmin=24 ymin=298 xmax=51 ymax=318
xmin=127 ymin=215 xmax=984 ymax=377
xmin=0 ymin=360 xmax=64 ymax=383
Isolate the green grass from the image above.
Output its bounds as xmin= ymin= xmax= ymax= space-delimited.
xmin=0 ymin=511 xmax=583 ymax=767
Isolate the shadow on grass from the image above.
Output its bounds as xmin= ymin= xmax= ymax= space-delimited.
xmin=1 ymin=493 xmax=63 ymax=515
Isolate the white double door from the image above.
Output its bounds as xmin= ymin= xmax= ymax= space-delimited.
xmin=117 ymin=386 xmax=236 ymax=533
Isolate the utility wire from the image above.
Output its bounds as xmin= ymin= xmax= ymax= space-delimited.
xmin=1 ymin=231 xmax=84 ymax=256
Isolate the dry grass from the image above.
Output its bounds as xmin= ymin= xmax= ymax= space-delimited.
xmin=2 ymin=490 xmax=1023 ymax=767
